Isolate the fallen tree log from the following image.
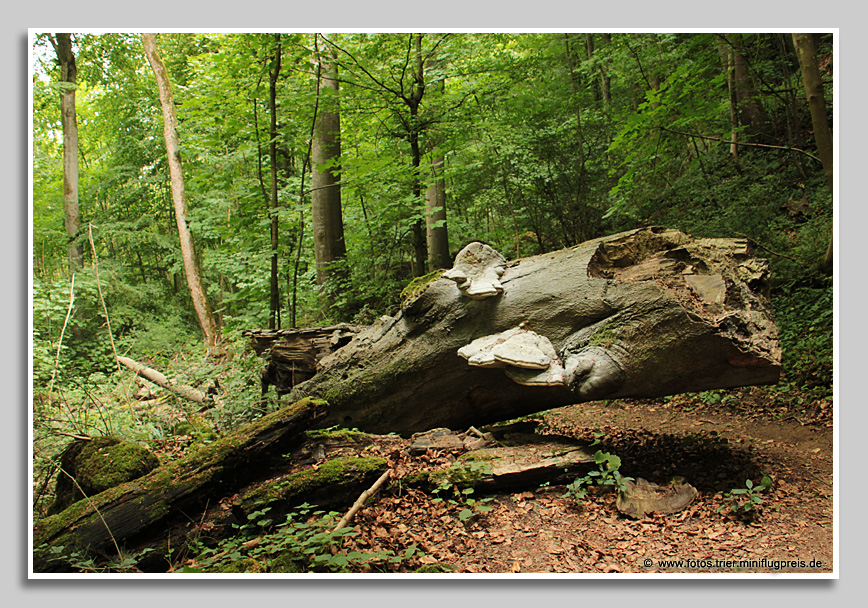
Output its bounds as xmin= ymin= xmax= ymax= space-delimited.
xmin=32 ymin=398 xmax=329 ymax=572
xmin=285 ymin=227 xmax=780 ymax=435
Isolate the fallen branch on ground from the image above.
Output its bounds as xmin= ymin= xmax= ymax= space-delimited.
xmin=332 ymin=469 xmax=392 ymax=533
xmin=117 ymin=356 xmax=207 ymax=404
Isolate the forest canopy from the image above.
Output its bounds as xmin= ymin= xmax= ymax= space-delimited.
xmin=30 ymin=30 xmax=833 ymax=481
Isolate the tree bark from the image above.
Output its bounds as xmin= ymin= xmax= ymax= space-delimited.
xmin=717 ymin=38 xmax=741 ymax=162
xmin=268 ymin=34 xmax=282 ymax=329
xmin=142 ymin=33 xmax=222 ymax=354
xmin=726 ymin=35 xmax=770 ymax=141
xmin=311 ymin=34 xmax=347 ymax=295
xmin=425 ymin=153 xmax=450 ymax=270
xmin=408 ymin=33 xmax=428 ymax=276
xmin=792 ymin=33 xmax=834 ymax=274
xmin=424 ymin=56 xmax=450 ymax=271
xmin=51 ymin=34 xmax=83 ymax=270
xmin=288 ymin=228 xmax=781 ymax=435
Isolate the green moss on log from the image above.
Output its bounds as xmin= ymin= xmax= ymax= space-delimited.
xmin=304 ymin=428 xmax=369 ymax=442
xmin=33 ymin=398 xmax=327 ymax=568
xmin=400 ymin=269 xmax=445 ymax=308
xmin=238 ymin=456 xmax=388 ymax=514
xmin=49 ymin=437 xmax=159 ymax=515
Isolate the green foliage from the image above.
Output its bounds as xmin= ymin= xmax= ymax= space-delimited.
xmin=182 ymin=503 xmax=417 ymax=573
xmin=562 ymin=449 xmax=634 ymax=504
xmin=432 ymin=484 xmax=494 ymax=523
xmin=773 ymin=283 xmax=833 ymax=398
xmin=38 ymin=543 xmax=155 ymax=573
xmin=717 ymin=476 xmax=773 ymax=516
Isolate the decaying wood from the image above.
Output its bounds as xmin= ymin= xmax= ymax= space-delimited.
xmin=33 ymin=398 xmax=328 ymax=572
xmin=243 ymin=324 xmax=362 ymax=394
xmin=117 ymin=355 xmax=207 ymax=404
xmin=278 ymin=227 xmax=780 ymax=435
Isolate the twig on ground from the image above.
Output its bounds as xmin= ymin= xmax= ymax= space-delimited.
xmin=332 ymin=469 xmax=392 ymax=533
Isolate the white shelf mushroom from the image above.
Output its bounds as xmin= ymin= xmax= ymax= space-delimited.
xmin=458 ymin=327 xmax=566 ymax=387
xmin=442 ymin=242 xmax=507 ymax=299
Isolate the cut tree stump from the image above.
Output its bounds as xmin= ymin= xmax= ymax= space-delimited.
xmin=276 ymin=227 xmax=780 ymax=435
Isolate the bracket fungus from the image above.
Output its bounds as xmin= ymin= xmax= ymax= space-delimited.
xmin=458 ymin=327 xmax=566 ymax=387
xmin=442 ymin=242 xmax=507 ymax=299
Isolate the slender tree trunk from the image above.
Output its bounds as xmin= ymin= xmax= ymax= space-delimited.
xmin=311 ymin=34 xmax=347 ymax=296
xmin=717 ymin=38 xmax=741 ymax=162
xmin=425 ymin=153 xmax=450 ymax=270
xmin=562 ymin=34 xmax=586 ymax=168
xmin=584 ymin=34 xmax=602 ymax=102
xmin=600 ymin=33 xmax=612 ymax=107
xmin=424 ymin=58 xmax=450 ymax=271
xmin=407 ymin=34 xmax=428 ymax=277
xmin=52 ymin=34 xmax=83 ymax=270
xmin=141 ymin=33 xmax=221 ymax=354
xmin=268 ymin=34 xmax=282 ymax=329
xmin=792 ymin=33 xmax=834 ymax=274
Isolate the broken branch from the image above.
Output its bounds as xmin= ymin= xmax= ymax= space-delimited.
xmin=332 ymin=468 xmax=392 ymax=533
xmin=117 ymin=355 xmax=207 ymax=404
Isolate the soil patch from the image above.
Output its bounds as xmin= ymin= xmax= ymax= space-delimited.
xmin=336 ymin=391 xmax=833 ymax=574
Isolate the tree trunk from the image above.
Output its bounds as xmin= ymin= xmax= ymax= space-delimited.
xmin=717 ymin=38 xmax=741 ymax=162
xmin=728 ymin=35 xmax=770 ymax=141
xmin=141 ymin=33 xmax=222 ymax=354
xmin=408 ymin=33 xmax=428 ymax=277
xmin=424 ymin=56 xmax=450 ymax=271
xmin=311 ymin=34 xmax=347 ymax=295
xmin=288 ymin=228 xmax=781 ymax=435
xmin=52 ymin=33 xmax=83 ymax=270
xmin=600 ymin=33 xmax=612 ymax=107
xmin=268 ymin=34 xmax=282 ymax=329
xmin=425 ymin=153 xmax=450 ymax=270
xmin=792 ymin=33 xmax=834 ymax=275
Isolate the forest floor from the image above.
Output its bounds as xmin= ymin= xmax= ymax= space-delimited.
xmin=331 ymin=389 xmax=834 ymax=575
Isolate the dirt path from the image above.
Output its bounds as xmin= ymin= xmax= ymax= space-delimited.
xmin=343 ymin=392 xmax=834 ymax=574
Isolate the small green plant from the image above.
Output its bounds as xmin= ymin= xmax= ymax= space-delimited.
xmin=590 ymin=428 xmax=606 ymax=447
xmin=38 ymin=543 xmax=154 ymax=573
xmin=455 ymin=487 xmax=494 ymax=522
xmin=562 ymin=450 xmax=634 ymax=503
xmin=432 ymin=483 xmax=494 ymax=522
xmin=717 ymin=476 xmax=773 ymax=516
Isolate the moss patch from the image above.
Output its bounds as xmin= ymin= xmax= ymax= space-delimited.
xmin=304 ymin=428 xmax=369 ymax=442
xmin=400 ymin=269 xmax=445 ymax=309
xmin=49 ymin=437 xmax=159 ymax=515
xmin=589 ymin=324 xmax=617 ymax=348
xmin=428 ymin=460 xmax=493 ymax=490
xmin=238 ymin=456 xmax=388 ymax=514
